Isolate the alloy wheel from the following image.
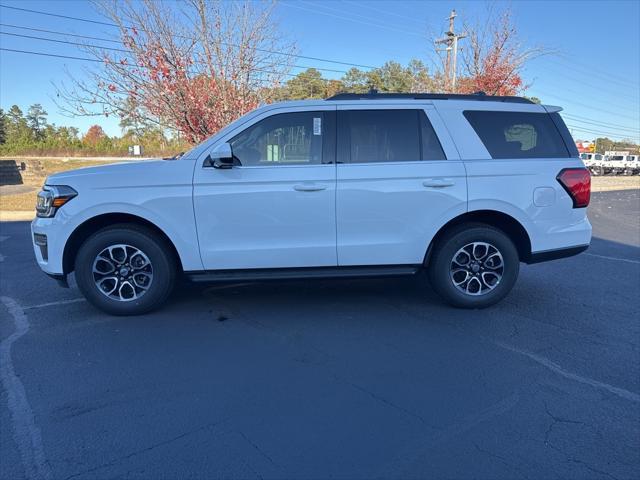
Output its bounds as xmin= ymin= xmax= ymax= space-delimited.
xmin=450 ymin=242 xmax=504 ymax=296
xmin=92 ymin=244 xmax=154 ymax=301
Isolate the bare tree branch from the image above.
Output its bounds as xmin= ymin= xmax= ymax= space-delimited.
xmin=55 ymin=0 xmax=296 ymax=143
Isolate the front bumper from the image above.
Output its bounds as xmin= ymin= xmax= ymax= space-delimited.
xmin=31 ymin=216 xmax=66 ymax=275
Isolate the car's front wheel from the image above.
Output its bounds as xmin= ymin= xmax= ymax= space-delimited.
xmin=75 ymin=224 xmax=177 ymax=315
xmin=428 ymin=224 xmax=519 ymax=309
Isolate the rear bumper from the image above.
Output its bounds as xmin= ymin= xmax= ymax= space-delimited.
xmin=526 ymin=244 xmax=589 ymax=264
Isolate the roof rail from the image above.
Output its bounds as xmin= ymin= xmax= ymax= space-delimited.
xmin=326 ymin=91 xmax=533 ymax=104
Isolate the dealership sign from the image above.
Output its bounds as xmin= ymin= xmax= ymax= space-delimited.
xmin=575 ymin=141 xmax=595 ymax=153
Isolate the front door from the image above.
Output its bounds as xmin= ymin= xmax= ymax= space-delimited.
xmin=193 ymin=110 xmax=337 ymax=270
xmin=336 ymin=106 xmax=467 ymax=266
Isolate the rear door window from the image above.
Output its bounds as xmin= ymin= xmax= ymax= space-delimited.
xmin=463 ymin=111 xmax=572 ymax=159
xmin=338 ymin=109 xmax=445 ymax=163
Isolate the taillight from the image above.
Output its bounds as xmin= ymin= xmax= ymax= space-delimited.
xmin=557 ymin=168 xmax=591 ymax=208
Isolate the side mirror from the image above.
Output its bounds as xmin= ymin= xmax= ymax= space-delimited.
xmin=204 ymin=142 xmax=234 ymax=169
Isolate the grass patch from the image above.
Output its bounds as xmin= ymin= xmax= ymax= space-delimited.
xmin=0 ymin=190 xmax=38 ymax=211
xmin=1 ymin=159 xmax=123 ymax=212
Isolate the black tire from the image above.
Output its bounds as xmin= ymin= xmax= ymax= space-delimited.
xmin=74 ymin=224 xmax=177 ymax=315
xmin=428 ymin=223 xmax=519 ymax=309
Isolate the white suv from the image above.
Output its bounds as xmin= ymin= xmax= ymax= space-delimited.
xmin=32 ymin=93 xmax=592 ymax=315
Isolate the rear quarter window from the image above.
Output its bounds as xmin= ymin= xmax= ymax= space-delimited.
xmin=463 ymin=111 xmax=572 ymax=159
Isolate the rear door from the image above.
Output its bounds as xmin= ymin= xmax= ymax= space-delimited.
xmin=336 ymin=105 xmax=467 ymax=266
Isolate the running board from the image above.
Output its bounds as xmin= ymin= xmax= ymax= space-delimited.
xmin=185 ymin=265 xmax=421 ymax=283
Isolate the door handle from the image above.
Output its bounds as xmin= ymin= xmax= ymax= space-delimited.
xmin=422 ymin=179 xmax=455 ymax=188
xmin=293 ymin=184 xmax=327 ymax=192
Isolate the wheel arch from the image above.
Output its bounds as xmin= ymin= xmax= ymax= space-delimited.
xmin=62 ymin=212 xmax=183 ymax=274
xmin=424 ymin=210 xmax=532 ymax=265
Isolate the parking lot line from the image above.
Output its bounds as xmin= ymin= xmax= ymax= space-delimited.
xmin=495 ymin=341 xmax=640 ymax=403
xmin=23 ymin=298 xmax=86 ymax=310
xmin=584 ymin=252 xmax=640 ymax=264
xmin=0 ymin=296 xmax=52 ymax=480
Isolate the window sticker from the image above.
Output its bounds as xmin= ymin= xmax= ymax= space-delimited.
xmin=313 ymin=117 xmax=322 ymax=135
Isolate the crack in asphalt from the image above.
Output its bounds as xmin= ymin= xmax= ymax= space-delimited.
xmin=337 ymin=376 xmax=440 ymax=431
xmin=473 ymin=443 xmax=532 ymax=480
xmin=376 ymin=393 xmax=521 ymax=477
xmin=542 ymin=402 xmax=619 ymax=480
xmin=237 ymin=430 xmax=279 ymax=469
xmin=61 ymin=421 xmax=221 ymax=480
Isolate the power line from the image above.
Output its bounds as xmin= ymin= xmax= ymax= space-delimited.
xmin=1 ymin=31 xmax=130 ymax=54
xmin=0 ymin=22 xmax=122 ymax=44
xmin=566 ymin=124 xmax=639 ymax=140
xmin=539 ymin=92 xmax=640 ymax=122
xmin=344 ymin=0 xmax=428 ymax=27
xmin=0 ymin=46 xmax=297 ymax=80
xmin=536 ymin=83 xmax=639 ymax=115
xmin=540 ymin=57 xmax=637 ymax=90
xmin=0 ymin=3 xmax=378 ymax=69
xmin=284 ymin=1 xmax=424 ymax=38
xmin=534 ymin=62 xmax=639 ymax=107
xmin=556 ymin=54 xmax=639 ymax=87
xmin=562 ymin=114 xmax=639 ymax=133
xmin=0 ymin=46 xmax=104 ymax=63
xmin=0 ymin=27 xmax=351 ymax=74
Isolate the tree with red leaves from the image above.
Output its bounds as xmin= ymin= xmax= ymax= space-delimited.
xmin=57 ymin=0 xmax=295 ymax=144
xmin=82 ymin=124 xmax=107 ymax=146
xmin=440 ymin=8 xmax=546 ymax=96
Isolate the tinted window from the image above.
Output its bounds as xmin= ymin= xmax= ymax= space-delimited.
xmin=420 ymin=111 xmax=447 ymax=160
xmin=464 ymin=111 xmax=571 ymax=159
xmin=230 ymin=112 xmax=326 ymax=166
xmin=340 ymin=110 xmax=421 ymax=163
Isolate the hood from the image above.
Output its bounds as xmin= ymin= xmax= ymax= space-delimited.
xmin=45 ymin=159 xmax=163 ymax=185
xmin=45 ymin=158 xmax=193 ymax=191
xmin=46 ymin=159 xmax=167 ymax=185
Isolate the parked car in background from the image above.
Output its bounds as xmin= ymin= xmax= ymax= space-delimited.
xmin=32 ymin=92 xmax=591 ymax=315
xmin=581 ymin=152 xmax=605 ymax=175
xmin=623 ymin=155 xmax=639 ymax=175
xmin=603 ymin=154 xmax=626 ymax=174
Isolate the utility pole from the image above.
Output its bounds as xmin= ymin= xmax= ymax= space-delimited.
xmin=435 ymin=10 xmax=467 ymax=92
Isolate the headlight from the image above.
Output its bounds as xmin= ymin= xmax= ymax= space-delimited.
xmin=36 ymin=185 xmax=78 ymax=218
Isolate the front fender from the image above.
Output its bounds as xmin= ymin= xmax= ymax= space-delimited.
xmin=33 ymin=200 xmax=203 ymax=275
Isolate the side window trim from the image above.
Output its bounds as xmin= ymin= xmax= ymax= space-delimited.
xmin=417 ymin=110 xmax=424 ymax=161
xmin=322 ymin=111 xmax=337 ymax=165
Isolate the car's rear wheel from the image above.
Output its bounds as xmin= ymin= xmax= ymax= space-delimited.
xmin=75 ymin=224 xmax=176 ymax=315
xmin=428 ymin=223 xmax=519 ymax=308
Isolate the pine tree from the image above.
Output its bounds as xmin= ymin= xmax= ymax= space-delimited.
xmin=26 ymin=103 xmax=48 ymax=140
xmin=0 ymin=109 xmax=6 ymax=145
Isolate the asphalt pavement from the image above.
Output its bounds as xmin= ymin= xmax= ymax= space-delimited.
xmin=1 ymin=190 xmax=639 ymax=480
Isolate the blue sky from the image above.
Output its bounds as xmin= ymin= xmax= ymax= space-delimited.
xmin=0 ymin=0 xmax=638 ymax=142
